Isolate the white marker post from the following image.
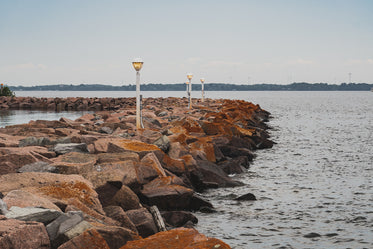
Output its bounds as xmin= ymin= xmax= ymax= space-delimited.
xmin=132 ymin=58 xmax=144 ymax=129
xmin=187 ymin=73 xmax=193 ymax=109
xmin=200 ymin=78 xmax=205 ymax=102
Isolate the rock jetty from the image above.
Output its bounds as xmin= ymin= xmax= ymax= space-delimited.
xmin=0 ymin=96 xmax=273 ymax=249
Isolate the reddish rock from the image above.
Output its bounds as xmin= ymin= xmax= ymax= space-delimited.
xmin=95 ymin=225 xmax=139 ymax=249
xmin=140 ymin=176 xmax=195 ymax=210
xmin=103 ymin=206 xmax=138 ymax=233
xmin=161 ymin=154 xmax=186 ymax=175
xmin=0 ymin=218 xmax=51 ymax=249
xmin=0 ymin=133 xmax=24 ymax=147
xmin=98 ymin=184 xmax=141 ymax=211
xmin=0 ymin=146 xmax=54 ymax=175
xmin=96 ymin=152 xmax=139 ymax=164
xmin=57 ymin=228 xmax=110 ymax=249
xmin=84 ymin=160 xmax=139 ymax=189
xmin=3 ymin=190 xmax=61 ymax=211
xmin=107 ymin=139 xmax=162 ymax=158
xmin=51 ymin=152 xmax=97 ymax=174
xmin=126 ymin=207 xmax=158 ymax=238
xmin=120 ymin=227 xmax=231 ymax=249
xmin=137 ymin=152 xmax=167 ymax=182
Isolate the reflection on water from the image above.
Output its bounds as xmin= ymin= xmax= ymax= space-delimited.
xmin=0 ymin=110 xmax=92 ymax=128
xmin=194 ymin=91 xmax=373 ymax=249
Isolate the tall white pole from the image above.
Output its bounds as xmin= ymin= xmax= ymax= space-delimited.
xmin=132 ymin=58 xmax=143 ymax=129
xmin=136 ymin=71 xmax=141 ymax=129
xmin=187 ymin=73 xmax=193 ymax=109
xmin=188 ymin=79 xmax=192 ymax=109
xmin=200 ymin=78 xmax=205 ymax=103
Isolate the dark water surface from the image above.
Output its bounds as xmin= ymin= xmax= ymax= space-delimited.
xmin=4 ymin=91 xmax=373 ymax=248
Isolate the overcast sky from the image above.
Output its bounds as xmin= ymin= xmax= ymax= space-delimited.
xmin=1 ymin=0 xmax=372 ymax=86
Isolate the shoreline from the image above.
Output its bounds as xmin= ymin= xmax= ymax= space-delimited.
xmin=0 ymin=97 xmax=273 ymax=248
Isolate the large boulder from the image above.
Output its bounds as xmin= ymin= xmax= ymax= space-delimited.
xmin=103 ymin=206 xmax=138 ymax=233
xmin=5 ymin=206 xmax=61 ymax=225
xmin=140 ymin=176 xmax=206 ymax=211
xmin=126 ymin=207 xmax=158 ymax=238
xmin=137 ymin=152 xmax=167 ymax=182
xmin=46 ymin=211 xmax=93 ymax=249
xmin=84 ymin=160 xmax=139 ymax=189
xmin=195 ymin=159 xmax=243 ymax=187
xmin=17 ymin=161 xmax=58 ymax=173
xmin=98 ymin=184 xmax=141 ymax=211
xmin=0 ymin=216 xmax=51 ymax=249
xmin=0 ymin=173 xmax=104 ymax=215
xmin=50 ymin=152 xmax=97 ymax=174
xmin=106 ymin=139 xmax=162 ymax=159
xmin=95 ymin=225 xmax=139 ymax=249
xmin=119 ymin=227 xmax=231 ymax=249
xmin=161 ymin=211 xmax=198 ymax=228
xmin=56 ymin=228 xmax=109 ymax=249
xmin=3 ymin=190 xmax=61 ymax=211
xmin=53 ymin=143 xmax=89 ymax=155
xmin=0 ymin=146 xmax=55 ymax=175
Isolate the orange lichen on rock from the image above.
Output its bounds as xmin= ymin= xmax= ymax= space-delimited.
xmin=38 ymin=181 xmax=98 ymax=208
xmin=120 ymin=228 xmax=231 ymax=249
xmin=108 ymin=139 xmax=160 ymax=153
xmin=233 ymin=125 xmax=255 ymax=137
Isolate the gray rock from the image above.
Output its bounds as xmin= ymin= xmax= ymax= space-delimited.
xmin=234 ymin=193 xmax=257 ymax=201
xmin=46 ymin=211 xmax=84 ymax=241
xmin=19 ymin=137 xmax=52 ymax=147
xmin=46 ymin=211 xmax=92 ymax=249
xmin=54 ymin=137 xmax=72 ymax=144
xmin=0 ymin=198 xmax=8 ymax=215
xmin=304 ymin=232 xmax=321 ymax=238
xmin=153 ymin=135 xmax=170 ymax=152
xmin=5 ymin=206 xmax=62 ymax=225
xmin=157 ymin=111 xmax=168 ymax=117
xmin=94 ymin=120 xmax=104 ymax=125
xmin=17 ymin=161 xmax=58 ymax=173
xmin=53 ymin=143 xmax=89 ymax=155
xmin=99 ymin=126 xmax=113 ymax=134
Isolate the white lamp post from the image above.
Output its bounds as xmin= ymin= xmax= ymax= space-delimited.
xmin=200 ymin=78 xmax=205 ymax=102
xmin=187 ymin=73 xmax=193 ymax=109
xmin=132 ymin=58 xmax=144 ymax=129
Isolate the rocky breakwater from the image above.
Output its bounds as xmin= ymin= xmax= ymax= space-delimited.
xmin=0 ymin=97 xmax=273 ymax=249
xmin=0 ymin=96 xmax=136 ymax=111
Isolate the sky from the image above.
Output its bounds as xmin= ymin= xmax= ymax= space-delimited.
xmin=1 ymin=0 xmax=373 ymax=86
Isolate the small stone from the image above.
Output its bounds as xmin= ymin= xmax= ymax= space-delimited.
xmin=234 ymin=193 xmax=257 ymax=201
xmin=304 ymin=232 xmax=321 ymax=238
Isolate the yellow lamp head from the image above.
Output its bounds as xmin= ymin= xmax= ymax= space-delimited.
xmin=187 ymin=73 xmax=193 ymax=80
xmin=132 ymin=58 xmax=144 ymax=71
xmin=200 ymin=78 xmax=205 ymax=83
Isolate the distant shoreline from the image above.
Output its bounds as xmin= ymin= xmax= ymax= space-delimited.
xmin=8 ymin=82 xmax=373 ymax=92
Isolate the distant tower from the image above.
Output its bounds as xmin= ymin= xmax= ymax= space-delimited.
xmin=349 ymin=73 xmax=352 ymax=83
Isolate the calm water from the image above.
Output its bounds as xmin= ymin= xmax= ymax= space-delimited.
xmin=3 ymin=91 xmax=373 ymax=248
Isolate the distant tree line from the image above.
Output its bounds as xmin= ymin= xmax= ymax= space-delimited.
xmin=8 ymin=82 xmax=373 ymax=91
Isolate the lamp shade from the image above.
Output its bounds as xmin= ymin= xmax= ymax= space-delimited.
xmin=187 ymin=73 xmax=193 ymax=80
xmin=200 ymin=78 xmax=205 ymax=83
xmin=132 ymin=58 xmax=144 ymax=71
